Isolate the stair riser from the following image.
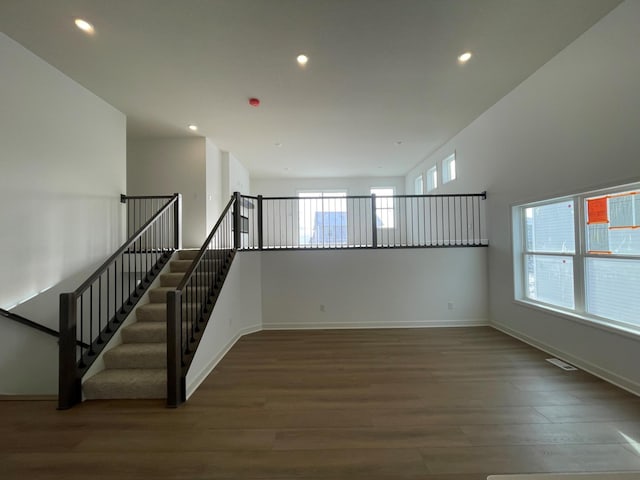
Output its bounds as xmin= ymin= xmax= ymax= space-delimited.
xmin=104 ymin=350 xmax=166 ymax=369
xmin=149 ymin=289 xmax=171 ymax=303
xmin=170 ymin=260 xmax=193 ymax=273
xmin=83 ymin=369 xmax=167 ymax=400
xmin=137 ymin=304 xmax=203 ymax=322
xmin=149 ymin=287 xmax=208 ymax=303
xmin=178 ymin=250 xmax=231 ymax=261
xmin=122 ymin=328 xmax=166 ymax=343
xmin=160 ymin=272 xmax=216 ymax=287
xmin=160 ymin=274 xmax=184 ymax=287
xmin=84 ymin=384 xmax=165 ymax=400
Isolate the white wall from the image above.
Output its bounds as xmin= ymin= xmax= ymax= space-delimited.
xmin=261 ymin=248 xmax=488 ymax=329
xmin=128 ymin=140 xmax=250 ymax=246
xmin=186 ymin=252 xmax=262 ymax=397
xmin=404 ymin=1 xmax=640 ymax=393
xmin=206 ymin=139 xmax=223 ymax=232
xmin=0 ymin=33 xmax=126 ymax=393
xmin=127 ymin=138 xmax=207 ymax=248
xmin=222 ymin=151 xmax=251 ymax=199
xmin=253 ymin=176 xmax=405 ymax=196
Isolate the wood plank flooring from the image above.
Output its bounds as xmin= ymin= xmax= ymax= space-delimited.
xmin=1 ymin=327 xmax=640 ymax=479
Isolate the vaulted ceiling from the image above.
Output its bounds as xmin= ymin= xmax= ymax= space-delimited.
xmin=0 ymin=0 xmax=622 ymax=178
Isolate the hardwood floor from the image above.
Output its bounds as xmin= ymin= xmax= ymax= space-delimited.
xmin=2 ymin=327 xmax=640 ymax=479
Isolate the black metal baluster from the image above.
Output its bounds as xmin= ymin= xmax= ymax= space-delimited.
xmin=79 ymin=295 xmax=85 ymax=366
xmin=98 ymin=276 xmax=102 ymax=343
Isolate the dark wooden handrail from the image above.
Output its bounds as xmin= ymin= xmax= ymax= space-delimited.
xmin=1 ymin=308 xmax=89 ymax=348
xmin=1 ymin=307 xmax=59 ymax=338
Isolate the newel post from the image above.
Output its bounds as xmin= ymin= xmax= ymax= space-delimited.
xmin=371 ymin=193 xmax=378 ymax=248
xmin=257 ymin=195 xmax=264 ymax=250
xmin=233 ymin=192 xmax=242 ymax=250
xmin=58 ymin=293 xmax=80 ymax=410
xmin=167 ymin=290 xmax=183 ymax=408
xmin=174 ymin=193 xmax=182 ymax=250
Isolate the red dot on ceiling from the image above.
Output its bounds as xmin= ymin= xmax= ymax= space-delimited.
xmin=249 ymin=98 xmax=260 ymax=107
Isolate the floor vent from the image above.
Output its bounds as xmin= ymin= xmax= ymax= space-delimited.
xmin=546 ymin=357 xmax=578 ymax=371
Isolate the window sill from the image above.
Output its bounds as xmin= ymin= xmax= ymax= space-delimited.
xmin=513 ymin=298 xmax=640 ymax=341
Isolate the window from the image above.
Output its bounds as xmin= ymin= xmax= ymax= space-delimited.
xmin=414 ymin=175 xmax=424 ymax=194
xmin=442 ymin=153 xmax=456 ymax=184
xmin=298 ymin=191 xmax=347 ymax=246
xmin=426 ymin=165 xmax=437 ymax=192
xmin=371 ymin=187 xmax=395 ymax=229
xmin=513 ymin=183 xmax=640 ymax=335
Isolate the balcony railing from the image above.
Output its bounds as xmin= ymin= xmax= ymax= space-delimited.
xmin=238 ymin=192 xmax=487 ymax=250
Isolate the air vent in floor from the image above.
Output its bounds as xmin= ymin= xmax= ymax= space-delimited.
xmin=546 ymin=357 xmax=578 ymax=371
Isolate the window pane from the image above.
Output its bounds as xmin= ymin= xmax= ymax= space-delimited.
xmin=426 ymin=166 xmax=437 ymax=192
xmin=415 ymin=175 xmax=423 ymax=194
xmin=586 ymin=257 xmax=640 ymax=326
xmin=371 ymin=188 xmax=394 ymax=228
xmin=442 ymin=154 xmax=456 ymax=183
xmin=586 ymin=191 xmax=640 ymax=256
xmin=525 ymin=200 xmax=575 ymax=253
xmin=298 ymin=191 xmax=347 ymax=246
xmin=525 ymin=254 xmax=574 ymax=309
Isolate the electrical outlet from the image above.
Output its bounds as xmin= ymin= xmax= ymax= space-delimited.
xmin=447 ymin=302 xmax=454 ymax=310
xmin=320 ymin=304 xmax=325 ymax=312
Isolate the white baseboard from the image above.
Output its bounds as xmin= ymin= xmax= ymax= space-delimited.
xmin=492 ymin=322 xmax=640 ymax=397
xmin=262 ymin=319 xmax=488 ymax=330
xmin=185 ymin=324 xmax=261 ymax=400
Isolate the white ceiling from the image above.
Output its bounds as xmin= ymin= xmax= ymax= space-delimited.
xmin=0 ymin=0 xmax=622 ymax=178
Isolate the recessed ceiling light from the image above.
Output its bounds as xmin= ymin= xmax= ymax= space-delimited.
xmin=74 ymin=18 xmax=95 ymax=34
xmin=458 ymin=51 xmax=472 ymax=64
xmin=395 ymin=141 xmax=403 ymax=146
xmin=188 ymin=124 xmax=198 ymax=131
xmin=274 ymin=142 xmax=282 ymax=147
xmin=296 ymin=54 xmax=309 ymax=66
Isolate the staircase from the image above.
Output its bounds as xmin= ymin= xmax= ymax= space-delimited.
xmin=83 ymin=250 xmax=198 ymax=400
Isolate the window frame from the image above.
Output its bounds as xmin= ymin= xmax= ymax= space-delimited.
xmin=513 ymin=181 xmax=640 ymax=338
xmin=442 ymin=153 xmax=456 ymax=184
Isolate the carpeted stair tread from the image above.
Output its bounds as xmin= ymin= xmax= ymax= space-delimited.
xmin=83 ymin=368 xmax=166 ymax=399
xmin=148 ymin=286 xmax=177 ymax=303
xmin=178 ymin=250 xmax=199 ymax=260
xmin=159 ymin=272 xmax=187 ymax=287
xmin=122 ymin=322 xmax=166 ymax=343
xmin=104 ymin=342 xmax=166 ymax=369
xmin=137 ymin=302 xmax=202 ymax=322
xmin=160 ymin=271 xmax=215 ymax=287
xmin=170 ymin=259 xmax=194 ymax=272
xmin=136 ymin=303 xmax=167 ymax=322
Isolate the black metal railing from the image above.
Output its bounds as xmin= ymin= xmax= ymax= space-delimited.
xmin=58 ymin=193 xmax=181 ymax=409
xmin=166 ymin=194 xmax=238 ymax=407
xmin=1 ymin=308 xmax=90 ymax=348
xmin=1 ymin=307 xmax=60 ymax=339
xmin=240 ymin=192 xmax=487 ymax=250
xmin=122 ymin=194 xmax=179 ymax=238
